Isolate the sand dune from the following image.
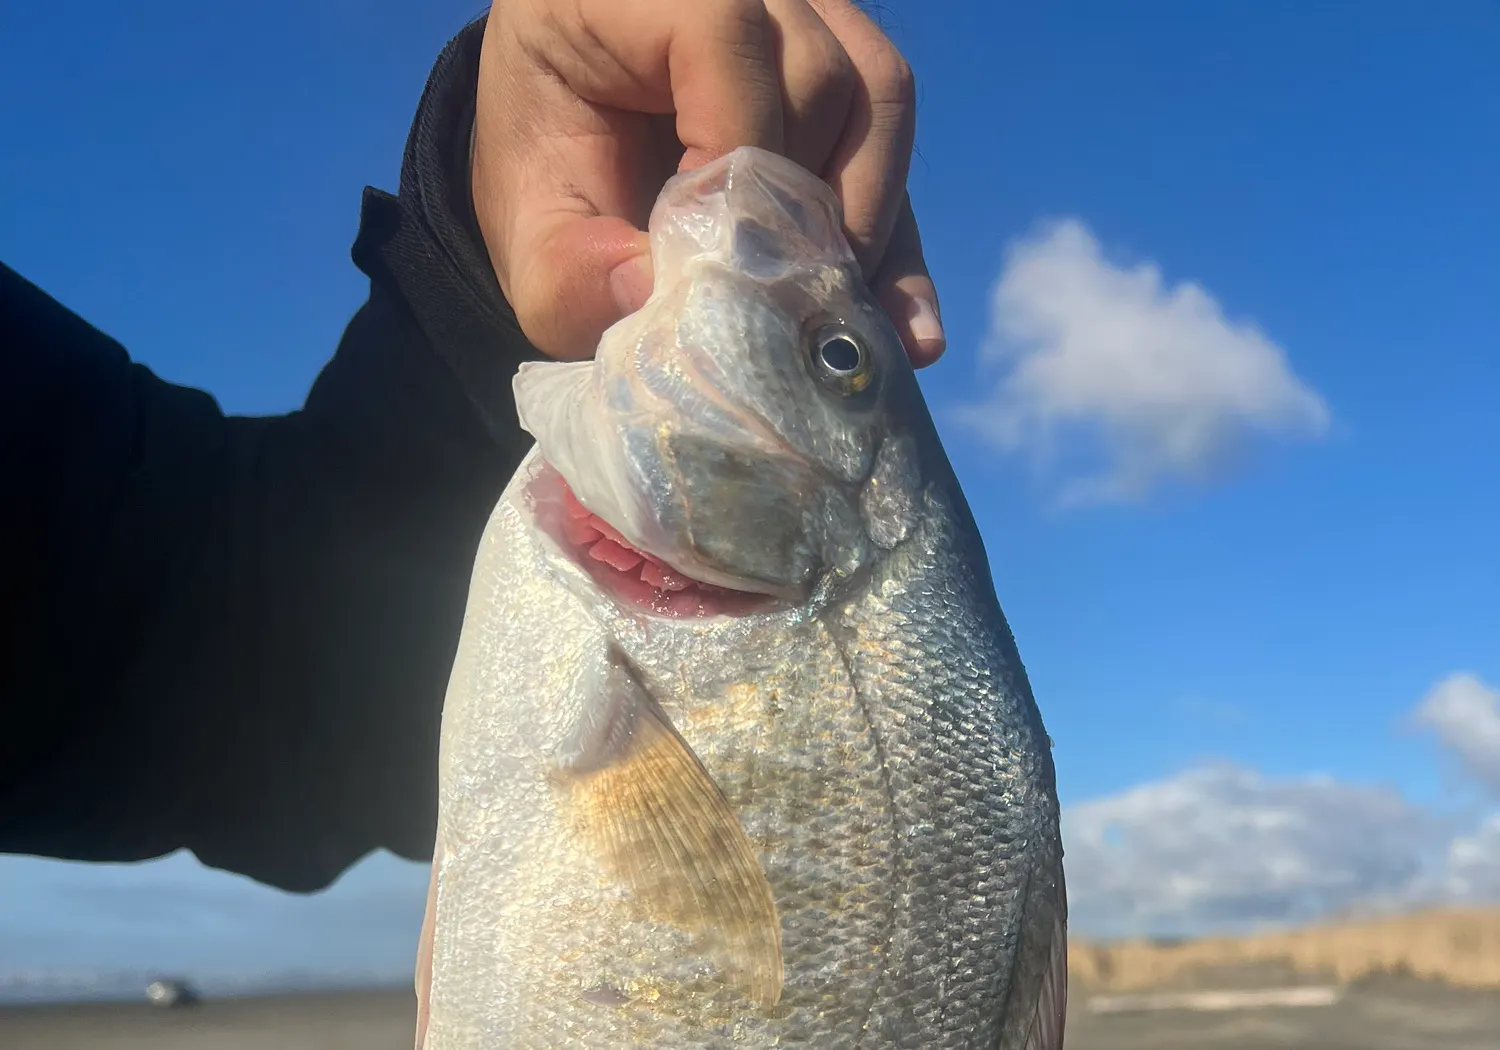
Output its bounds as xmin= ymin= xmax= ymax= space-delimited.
xmin=1070 ymin=906 xmax=1500 ymax=992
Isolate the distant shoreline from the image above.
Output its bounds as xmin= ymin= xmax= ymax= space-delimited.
xmin=1071 ymin=905 xmax=1500 ymax=993
xmin=0 ymin=978 xmax=412 ymax=1009
xmin=7 ymin=905 xmax=1499 ymax=1014
xmin=0 ymin=988 xmax=417 ymax=1050
xmin=4 ymin=976 xmax=1499 ymax=1050
xmin=0 ymin=986 xmax=410 ymax=1009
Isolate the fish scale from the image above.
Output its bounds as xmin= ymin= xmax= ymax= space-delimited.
xmin=612 ymin=608 xmax=900 ymax=1042
xmin=837 ymin=501 xmax=1063 ymax=1049
xmin=418 ymin=147 xmax=1066 ymax=1049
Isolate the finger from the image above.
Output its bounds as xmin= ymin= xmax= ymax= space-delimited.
xmin=483 ymin=1 xmax=787 ymax=358
xmin=474 ymin=16 xmax=666 ymax=360
xmin=475 ymin=129 xmax=656 ymax=360
xmin=499 ymin=201 xmax=653 ymax=361
xmin=662 ymin=0 xmax=784 ymax=168
xmin=802 ymin=0 xmax=917 ymax=276
xmin=873 ymin=195 xmax=945 ymax=368
xmin=542 ymin=0 xmax=786 ymax=171
xmin=763 ymin=0 xmax=857 ymax=177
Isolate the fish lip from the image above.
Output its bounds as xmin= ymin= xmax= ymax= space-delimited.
xmin=526 ymin=462 xmax=791 ymax=620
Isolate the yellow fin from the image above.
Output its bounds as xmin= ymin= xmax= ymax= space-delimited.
xmin=560 ymin=651 xmax=783 ymax=1008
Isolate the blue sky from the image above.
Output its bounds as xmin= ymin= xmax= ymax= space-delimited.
xmin=3 ymin=0 xmax=1498 ymax=983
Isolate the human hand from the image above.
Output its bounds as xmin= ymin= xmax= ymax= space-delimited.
xmin=469 ymin=0 xmax=945 ymax=368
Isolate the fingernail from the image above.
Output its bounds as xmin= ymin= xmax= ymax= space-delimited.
xmin=609 ymin=254 xmax=654 ymax=316
xmin=906 ymin=295 xmax=945 ymax=351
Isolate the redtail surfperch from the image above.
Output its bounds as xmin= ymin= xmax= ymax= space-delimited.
xmin=415 ymin=147 xmax=1067 ymax=1049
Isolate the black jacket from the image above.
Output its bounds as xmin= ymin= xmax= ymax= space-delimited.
xmin=1 ymin=19 xmax=532 ymax=892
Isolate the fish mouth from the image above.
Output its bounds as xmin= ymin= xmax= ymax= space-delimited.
xmin=528 ymin=465 xmax=778 ymax=620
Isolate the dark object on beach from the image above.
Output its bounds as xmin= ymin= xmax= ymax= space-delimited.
xmin=145 ymin=979 xmax=199 ymax=1008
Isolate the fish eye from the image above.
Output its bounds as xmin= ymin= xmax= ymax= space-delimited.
xmin=808 ymin=325 xmax=873 ymax=396
xmin=818 ymin=334 xmax=863 ymax=374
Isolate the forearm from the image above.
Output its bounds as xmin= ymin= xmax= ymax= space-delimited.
xmin=1 ymin=17 xmax=532 ymax=892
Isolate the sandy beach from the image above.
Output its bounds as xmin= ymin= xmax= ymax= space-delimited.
xmin=1066 ymin=974 xmax=1500 ymax=1050
xmin=0 ymin=989 xmax=416 ymax=1050
xmin=3 ymin=975 xmax=1498 ymax=1049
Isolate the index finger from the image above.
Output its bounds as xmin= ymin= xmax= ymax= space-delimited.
xmin=667 ymin=0 xmax=786 ymax=170
xmin=557 ymin=0 xmax=787 ymax=171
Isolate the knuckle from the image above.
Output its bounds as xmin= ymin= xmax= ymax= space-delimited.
xmin=785 ymin=32 xmax=855 ymax=131
xmin=811 ymin=33 xmax=857 ymax=95
xmin=819 ymin=1 xmax=915 ymax=107
xmin=696 ymin=0 xmax=781 ymax=91
xmin=870 ymin=45 xmax=916 ymax=109
xmin=702 ymin=0 xmax=769 ymax=33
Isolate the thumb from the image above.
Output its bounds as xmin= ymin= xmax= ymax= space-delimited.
xmin=501 ymin=203 xmax=654 ymax=362
xmin=472 ymin=0 xmax=785 ymax=361
xmin=470 ymin=22 xmax=663 ymax=361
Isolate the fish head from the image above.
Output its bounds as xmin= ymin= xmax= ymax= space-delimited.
xmin=515 ymin=147 xmax=927 ymax=615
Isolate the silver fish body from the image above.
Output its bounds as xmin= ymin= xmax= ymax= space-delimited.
xmin=418 ymin=147 xmax=1067 ymax=1050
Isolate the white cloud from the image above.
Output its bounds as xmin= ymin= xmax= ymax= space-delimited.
xmin=1062 ymin=764 xmax=1437 ymax=938
xmin=1415 ymin=672 xmax=1500 ymax=795
xmin=957 ymin=218 xmax=1330 ymax=504
xmin=1437 ymin=814 xmax=1500 ymax=901
xmin=1063 ymin=674 xmax=1500 ymax=937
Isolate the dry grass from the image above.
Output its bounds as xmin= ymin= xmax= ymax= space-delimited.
xmin=1070 ymin=907 xmax=1500 ymax=992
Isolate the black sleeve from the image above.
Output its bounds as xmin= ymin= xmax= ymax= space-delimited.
xmin=0 ymin=17 xmax=534 ymax=892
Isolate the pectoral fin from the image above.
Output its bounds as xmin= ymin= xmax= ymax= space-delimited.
xmin=560 ymin=650 xmax=783 ymax=1008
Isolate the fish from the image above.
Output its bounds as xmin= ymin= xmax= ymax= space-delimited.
xmin=414 ymin=146 xmax=1067 ymax=1049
